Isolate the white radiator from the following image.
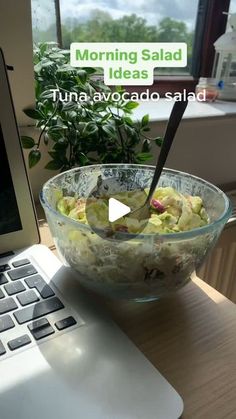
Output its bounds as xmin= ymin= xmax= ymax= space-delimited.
xmin=198 ymin=190 xmax=236 ymax=303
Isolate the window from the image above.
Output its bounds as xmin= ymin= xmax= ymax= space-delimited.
xmin=31 ymin=0 xmax=232 ymax=92
xmin=32 ymin=0 xmax=198 ymax=76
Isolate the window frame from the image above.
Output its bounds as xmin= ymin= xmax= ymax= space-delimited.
xmin=196 ymin=0 xmax=231 ymax=77
xmin=50 ymin=0 xmax=232 ymax=95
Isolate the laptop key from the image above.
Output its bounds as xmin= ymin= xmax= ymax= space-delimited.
xmin=12 ymin=259 xmax=30 ymax=268
xmin=25 ymin=275 xmax=55 ymax=299
xmin=0 ymin=314 xmax=15 ymax=332
xmin=0 ymin=340 xmax=6 ymax=356
xmin=28 ymin=318 xmax=54 ymax=340
xmin=8 ymin=265 xmax=37 ymax=281
xmin=55 ymin=316 xmax=77 ymax=331
xmin=28 ymin=318 xmax=49 ymax=331
xmin=0 ymin=264 xmax=10 ymax=273
xmin=0 ymin=274 xmax=8 ymax=285
xmin=0 ymin=288 xmax=4 ymax=299
xmin=8 ymin=334 xmax=31 ymax=351
xmin=31 ymin=325 xmax=55 ymax=341
xmin=14 ymin=297 xmax=64 ymax=324
xmin=4 ymin=280 xmax=26 ymax=296
xmin=17 ymin=290 xmax=39 ymax=306
xmin=0 ymin=297 xmax=18 ymax=315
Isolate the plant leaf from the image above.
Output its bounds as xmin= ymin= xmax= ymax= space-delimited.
xmin=115 ymin=85 xmax=125 ymax=93
xmin=21 ymin=136 xmax=35 ymax=149
xmin=34 ymin=62 xmax=42 ymax=73
xmin=93 ymin=102 xmax=108 ymax=112
xmin=41 ymin=59 xmax=54 ymax=68
xmin=49 ymin=52 xmax=65 ymax=59
xmin=77 ymin=70 xmax=87 ymax=84
xmin=63 ymin=101 xmax=78 ymax=111
xmin=142 ymin=139 xmax=150 ymax=152
xmin=155 ymin=137 xmax=163 ymax=147
xmin=39 ymin=43 xmax=47 ymax=55
xmin=141 ymin=114 xmax=149 ymax=127
xmin=45 ymin=160 xmax=63 ymax=170
xmin=53 ymin=138 xmax=68 ymax=149
xmin=123 ymin=116 xmax=133 ymax=126
xmin=136 ymin=152 xmax=152 ymax=163
xmin=75 ymin=152 xmax=90 ymax=166
xmin=124 ymin=101 xmax=139 ymax=111
xmin=28 ymin=149 xmax=41 ymax=168
xmin=24 ymin=108 xmax=42 ymax=120
xmin=39 ymin=89 xmax=55 ymax=99
xmin=102 ymin=124 xmax=117 ymax=139
xmin=82 ymin=67 xmax=97 ymax=75
xmin=84 ymin=122 xmax=98 ymax=136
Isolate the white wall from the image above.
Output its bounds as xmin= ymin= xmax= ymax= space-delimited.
xmin=0 ymin=0 xmax=35 ymax=125
xmin=148 ymin=116 xmax=236 ymax=187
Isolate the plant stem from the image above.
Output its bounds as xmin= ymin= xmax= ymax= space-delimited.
xmin=141 ymin=133 xmax=158 ymax=141
xmin=36 ymin=101 xmax=59 ymax=149
xmin=108 ymin=106 xmax=126 ymax=160
xmin=69 ymin=142 xmax=73 ymax=167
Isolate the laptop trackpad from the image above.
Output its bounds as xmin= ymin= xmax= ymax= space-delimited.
xmin=0 ymin=325 xmax=183 ymax=419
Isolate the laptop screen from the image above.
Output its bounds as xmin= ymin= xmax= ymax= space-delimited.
xmin=0 ymin=123 xmax=22 ymax=235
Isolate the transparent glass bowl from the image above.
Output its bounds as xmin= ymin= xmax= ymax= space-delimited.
xmin=40 ymin=165 xmax=232 ymax=302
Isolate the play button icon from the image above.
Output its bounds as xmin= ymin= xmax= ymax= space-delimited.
xmin=108 ymin=198 xmax=131 ymax=222
xmin=85 ymin=173 xmax=148 ymax=241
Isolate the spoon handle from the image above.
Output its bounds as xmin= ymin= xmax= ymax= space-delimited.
xmin=146 ymin=99 xmax=188 ymax=203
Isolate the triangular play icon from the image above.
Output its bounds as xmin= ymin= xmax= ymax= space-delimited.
xmin=108 ymin=198 xmax=131 ymax=222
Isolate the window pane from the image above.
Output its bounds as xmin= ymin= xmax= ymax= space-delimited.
xmin=229 ymin=0 xmax=236 ymax=13
xmin=31 ymin=0 xmax=57 ymax=44
xmin=31 ymin=0 xmax=199 ymax=75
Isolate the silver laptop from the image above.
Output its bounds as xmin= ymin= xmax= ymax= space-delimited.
xmin=0 ymin=48 xmax=183 ymax=419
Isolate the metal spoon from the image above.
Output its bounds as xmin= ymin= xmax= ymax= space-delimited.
xmin=129 ymin=98 xmax=188 ymax=221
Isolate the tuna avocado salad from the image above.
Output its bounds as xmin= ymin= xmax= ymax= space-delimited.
xmin=56 ymin=186 xmax=209 ymax=234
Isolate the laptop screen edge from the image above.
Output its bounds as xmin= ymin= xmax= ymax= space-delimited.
xmin=0 ymin=48 xmax=40 ymax=254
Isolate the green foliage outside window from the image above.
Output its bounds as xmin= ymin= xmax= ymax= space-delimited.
xmin=34 ymin=13 xmax=194 ymax=74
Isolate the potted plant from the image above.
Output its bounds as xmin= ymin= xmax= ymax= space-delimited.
xmin=21 ymin=44 xmax=162 ymax=171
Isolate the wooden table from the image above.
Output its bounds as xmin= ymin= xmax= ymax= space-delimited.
xmin=39 ymin=216 xmax=236 ymax=419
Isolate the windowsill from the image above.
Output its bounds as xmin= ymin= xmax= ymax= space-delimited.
xmin=19 ymin=99 xmax=236 ymax=129
xmin=133 ymin=99 xmax=236 ymax=122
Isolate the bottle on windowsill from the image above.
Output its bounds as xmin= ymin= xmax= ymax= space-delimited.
xmin=195 ymin=78 xmax=220 ymax=102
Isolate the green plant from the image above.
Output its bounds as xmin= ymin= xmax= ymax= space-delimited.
xmin=21 ymin=44 xmax=162 ymax=171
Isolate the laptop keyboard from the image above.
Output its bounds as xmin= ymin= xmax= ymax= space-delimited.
xmin=0 ymin=258 xmax=80 ymax=358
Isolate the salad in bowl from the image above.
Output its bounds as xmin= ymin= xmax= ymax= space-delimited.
xmin=57 ymin=186 xmax=209 ymax=235
xmin=40 ymin=165 xmax=231 ymax=301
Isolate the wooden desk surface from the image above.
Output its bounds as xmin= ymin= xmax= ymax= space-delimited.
xmin=39 ymin=216 xmax=236 ymax=419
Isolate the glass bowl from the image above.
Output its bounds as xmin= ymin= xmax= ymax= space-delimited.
xmin=40 ymin=165 xmax=232 ymax=302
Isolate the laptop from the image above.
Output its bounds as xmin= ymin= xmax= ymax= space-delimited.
xmin=0 ymin=48 xmax=183 ymax=419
